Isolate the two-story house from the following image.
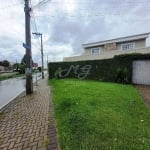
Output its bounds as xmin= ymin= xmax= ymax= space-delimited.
xmin=63 ymin=33 xmax=150 ymax=62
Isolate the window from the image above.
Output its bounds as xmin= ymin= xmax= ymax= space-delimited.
xmin=91 ymin=47 xmax=100 ymax=54
xmin=121 ymin=43 xmax=134 ymax=50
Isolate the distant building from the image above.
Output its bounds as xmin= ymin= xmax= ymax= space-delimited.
xmin=0 ymin=65 xmax=5 ymax=72
xmin=32 ymin=63 xmax=38 ymax=69
xmin=64 ymin=33 xmax=150 ymax=62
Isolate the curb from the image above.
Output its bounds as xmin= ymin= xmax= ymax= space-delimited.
xmin=0 ymin=89 xmax=25 ymax=113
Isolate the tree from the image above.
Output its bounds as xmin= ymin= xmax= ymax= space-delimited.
xmin=18 ymin=64 xmax=25 ymax=74
xmin=13 ymin=63 xmax=19 ymax=69
xmin=2 ymin=60 xmax=10 ymax=67
xmin=0 ymin=61 xmax=3 ymax=66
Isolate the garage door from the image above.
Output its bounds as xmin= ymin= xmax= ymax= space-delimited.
xmin=132 ymin=60 xmax=150 ymax=85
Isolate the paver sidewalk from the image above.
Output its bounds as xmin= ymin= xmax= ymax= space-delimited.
xmin=0 ymin=78 xmax=59 ymax=150
xmin=135 ymin=85 xmax=150 ymax=107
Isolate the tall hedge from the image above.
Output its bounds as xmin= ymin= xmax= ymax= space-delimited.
xmin=48 ymin=53 xmax=150 ymax=83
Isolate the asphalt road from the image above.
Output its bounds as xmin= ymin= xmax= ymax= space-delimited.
xmin=0 ymin=73 xmax=43 ymax=109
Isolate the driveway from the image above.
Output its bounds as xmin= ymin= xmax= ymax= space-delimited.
xmin=135 ymin=85 xmax=150 ymax=107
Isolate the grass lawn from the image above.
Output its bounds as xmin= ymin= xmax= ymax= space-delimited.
xmin=49 ymin=79 xmax=150 ymax=150
xmin=0 ymin=73 xmax=24 ymax=81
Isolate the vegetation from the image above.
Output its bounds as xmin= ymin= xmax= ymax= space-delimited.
xmin=49 ymin=79 xmax=150 ymax=150
xmin=0 ymin=60 xmax=10 ymax=67
xmin=0 ymin=59 xmax=25 ymax=73
xmin=0 ymin=73 xmax=25 ymax=81
xmin=49 ymin=53 xmax=150 ymax=84
xmin=0 ymin=69 xmax=40 ymax=81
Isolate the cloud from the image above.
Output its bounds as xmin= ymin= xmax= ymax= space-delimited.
xmin=44 ymin=44 xmax=73 ymax=61
xmin=0 ymin=0 xmax=150 ymax=64
xmin=0 ymin=1 xmax=25 ymax=62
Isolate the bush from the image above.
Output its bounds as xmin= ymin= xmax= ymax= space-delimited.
xmin=48 ymin=54 xmax=150 ymax=84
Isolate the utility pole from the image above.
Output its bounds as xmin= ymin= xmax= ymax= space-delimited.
xmin=24 ymin=0 xmax=33 ymax=94
xmin=47 ymin=55 xmax=48 ymax=68
xmin=32 ymin=32 xmax=44 ymax=79
xmin=47 ymin=55 xmax=49 ymax=74
xmin=41 ymin=33 xmax=44 ymax=79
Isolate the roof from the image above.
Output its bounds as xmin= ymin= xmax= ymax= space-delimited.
xmin=82 ymin=33 xmax=150 ymax=48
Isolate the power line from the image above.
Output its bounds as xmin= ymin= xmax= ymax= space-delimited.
xmin=32 ymin=11 xmax=150 ymax=19
xmin=32 ymin=14 xmax=150 ymax=23
xmin=32 ymin=0 xmax=52 ymax=9
xmin=0 ymin=0 xmax=149 ymax=10
xmin=30 ymin=1 xmax=41 ymax=49
xmin=31 ymin=12 xmax=38 ymax=33
xmin=31 ymin=1 xmax=150 ymax=6
xmin=27 ymin=0 xmax=150 ymax=4
xmin=31 ymin=3 xmax=150 ymax=19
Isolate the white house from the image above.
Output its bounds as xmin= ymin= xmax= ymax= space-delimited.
xmin=0 ymin=65 xmax=5 ymax=72
xmin=64 ymin=33 xmax=150 ymax=62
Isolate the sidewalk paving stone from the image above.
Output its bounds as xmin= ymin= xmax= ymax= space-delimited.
xmin=0 ymin=78 xmax=59 ymax=150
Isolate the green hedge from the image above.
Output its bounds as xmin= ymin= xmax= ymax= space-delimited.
xmin=48 ymin=53 xmax=150 ymax=83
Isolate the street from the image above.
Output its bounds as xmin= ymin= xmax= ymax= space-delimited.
xmin=0 ymin=73 xmax=43 ymax=109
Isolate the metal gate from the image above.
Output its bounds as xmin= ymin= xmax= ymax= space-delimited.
xmin=132 ymin=60 xmax=150 ymax=85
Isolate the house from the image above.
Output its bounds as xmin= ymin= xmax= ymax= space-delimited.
xmin=0 ymin=65 xmax=5 ymax=72
xmin=63 ymin=33 xmax=150 ymax=62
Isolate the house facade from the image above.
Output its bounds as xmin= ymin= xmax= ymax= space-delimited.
xmin=63 ymin=33 xmax=150 ymax=62
xmin=0 ymin=65 xmax=5 ymax=72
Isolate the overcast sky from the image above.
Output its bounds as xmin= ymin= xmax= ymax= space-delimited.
xmin=0 ymin=0 xmax=150 ymax=66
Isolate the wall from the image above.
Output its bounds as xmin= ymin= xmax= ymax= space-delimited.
xmin=117 ymin=39 xmax=145 ymax=50
xmin=0 ymin=66 xmax=5 ymax=72
xmin=82 ymin=46 xmax=105 ymax=55
xmin=82 ymin=39 xmax=146 ymax=56
xmin=63 ymin=47 xmax=150 ymax=62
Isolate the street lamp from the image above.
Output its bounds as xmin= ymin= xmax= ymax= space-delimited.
xmin=32 ymin=32 xmax=44 ymax=79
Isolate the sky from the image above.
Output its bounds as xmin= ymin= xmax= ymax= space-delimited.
xmin=0 ymin=0 xmax=150 ymax=66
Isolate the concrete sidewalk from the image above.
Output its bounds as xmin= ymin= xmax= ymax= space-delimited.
xmin=0 ymin=78 xmax=59 ymax=150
